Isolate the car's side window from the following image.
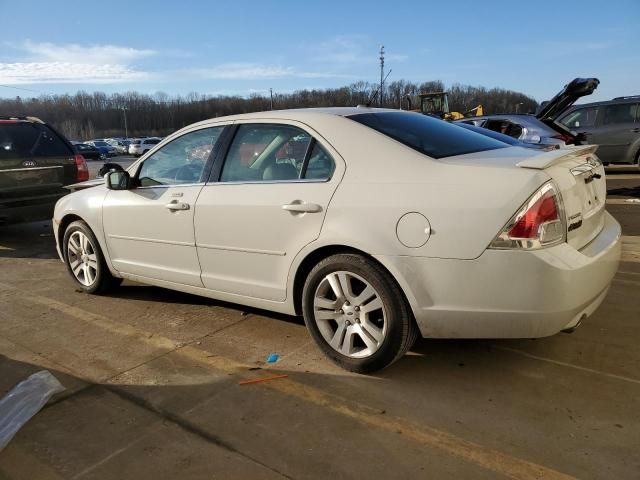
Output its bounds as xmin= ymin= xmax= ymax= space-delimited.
xmin=602 ymin=104 xmax=638 ymax=126
xmin=137 ymin=127 xmax=223 ymax=187
xmin=561 ymin=107 xmax=599 ymax=129
xmin=302 ymin=142 xmax=335 ymax=180
xmin=220 ymin=124 xmax=312 ymax=182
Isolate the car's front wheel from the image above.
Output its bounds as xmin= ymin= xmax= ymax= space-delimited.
xmin=302 ymin=253 xmax=418 ymax=373
xmin=63 ymin=220 xmax=121 ymax=294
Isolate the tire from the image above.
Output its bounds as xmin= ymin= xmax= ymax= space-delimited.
xmin=302 ymin=253 xmax=419 ymax=373
xmin=62 ymin=220 xmax=122 ymax=294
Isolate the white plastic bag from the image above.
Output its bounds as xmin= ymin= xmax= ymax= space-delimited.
xmin=0 ymin=370 xmax=65 ymax=450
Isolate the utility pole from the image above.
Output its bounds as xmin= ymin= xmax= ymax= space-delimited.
xmin=515 ymin=102 xmax=523 ymax=114
xmin=270 ymin=88 xmax=274 ymax=110
xmin=379 ymin=45 xmax=385 ymax=107
xmin=121 ymin=107 xmax=128 ymax=139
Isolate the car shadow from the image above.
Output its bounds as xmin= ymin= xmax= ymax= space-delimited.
xmin=105 ymin=283 xmax=306 ymax=327
xmin=0 ymin=221 xmax=59 ymax=259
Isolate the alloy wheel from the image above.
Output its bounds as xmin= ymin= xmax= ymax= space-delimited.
xmin=313 ymin=271 xmax=387 ymax=358
xmin=67 ymin=231 xmax=98 ymax=286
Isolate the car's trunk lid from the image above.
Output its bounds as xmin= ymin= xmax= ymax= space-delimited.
xmin=535 ymin=78 xmax=600 ymax=144
xmin=518 ymin=145 xmax=606 ymax=250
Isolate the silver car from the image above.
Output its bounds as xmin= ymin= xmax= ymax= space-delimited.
xmin=457 ymin=78 xmax=600 ymax=147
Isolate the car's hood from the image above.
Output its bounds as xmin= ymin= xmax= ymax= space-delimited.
xmin=536 ymin=77 xmax=599 ymax=121
xmin=64 ymin=178 xmax=103 ymax=192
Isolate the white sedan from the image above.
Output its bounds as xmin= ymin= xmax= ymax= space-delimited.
xmin=53 ymin=108 xmax=621 ymax=372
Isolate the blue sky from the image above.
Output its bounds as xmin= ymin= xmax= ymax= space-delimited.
xmin=1 ymin=0 xmax=638 ymax=102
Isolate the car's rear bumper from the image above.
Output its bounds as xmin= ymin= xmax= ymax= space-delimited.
xmin=377 ymin=211 xmax=622 ymax=338
xmin=0 ymin=193 xmax=66 ymax=225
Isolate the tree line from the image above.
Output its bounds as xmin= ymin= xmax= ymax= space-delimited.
xmin=0 ymin=80 xmax=538 ymax=140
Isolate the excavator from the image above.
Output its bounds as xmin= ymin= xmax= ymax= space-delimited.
xmin=406 ymin=91 xmax=483 ymax=120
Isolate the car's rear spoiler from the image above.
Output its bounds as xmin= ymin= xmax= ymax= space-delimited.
xmin=516 ymin=145 xmax=599 ymax=170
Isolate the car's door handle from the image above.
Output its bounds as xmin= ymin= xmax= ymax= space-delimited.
xmin=165 ymin=200 xmax=190 ymax=211
xmin=631 ymin=128 xmax=640 ymax=133
xmin=282 ymin=202 xmax=322 ymax=213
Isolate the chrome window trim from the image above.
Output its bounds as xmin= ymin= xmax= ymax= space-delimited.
xmin=206 ymin=178 xmax=331 ymax=186
xmin=135 ymin=182 xmax=205 ymax=190
xmin=0 ymin=166 xmax=63 ymax=173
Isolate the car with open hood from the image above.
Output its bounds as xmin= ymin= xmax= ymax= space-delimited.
xmin=457 ymin=78 xmax=600 ymax=147
xmin=53 ymin=108 xmax=621 ymax=372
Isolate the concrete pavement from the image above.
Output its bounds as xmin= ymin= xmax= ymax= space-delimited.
xmin=0 ymin=172 xmax=638 ymax=479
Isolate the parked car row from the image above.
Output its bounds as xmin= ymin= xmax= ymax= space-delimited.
xmin=71 ymin=137 xmax=165 ymax=158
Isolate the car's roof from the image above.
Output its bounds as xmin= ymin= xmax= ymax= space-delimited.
xmin=188 ymin=106 xmax=399 ymax=127
xmin=0 ymin=115 xmax=45 ymax=124
xmin=564 ymin=96 xmax=640 ymax=110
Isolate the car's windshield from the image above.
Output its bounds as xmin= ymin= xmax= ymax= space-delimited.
xmin=93 ymin=141 xmax=108 ymax=147
xmin=348 ymin=111 xmax=508 ymax=159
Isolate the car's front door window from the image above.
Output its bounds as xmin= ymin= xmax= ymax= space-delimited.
xmin=220 ymin=124 xmax=312 ymax=182
xmin=137 ymin=127 xmax=223 ymax=186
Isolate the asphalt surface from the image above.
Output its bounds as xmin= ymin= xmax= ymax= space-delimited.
xmin=0 ymin=169 xmax=638 ymax=479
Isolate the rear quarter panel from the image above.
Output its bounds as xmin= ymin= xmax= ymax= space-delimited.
xmin=303 ymin=116 xmax=549 ymax=260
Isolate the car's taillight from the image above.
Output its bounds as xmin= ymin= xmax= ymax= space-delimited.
xmin=489 ymin=182 xmax=566 ymax=250
xmin=74 ymin=154 xmax=89 ymax=182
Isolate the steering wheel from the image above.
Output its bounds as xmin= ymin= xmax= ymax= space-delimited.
xmin=173 ymin=163 xmax=202 ymax=182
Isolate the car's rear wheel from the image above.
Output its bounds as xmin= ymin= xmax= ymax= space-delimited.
xmin=63 ymin=220 xmax=121 ymax=294
xmin=302 ymin=253 xmax=418 ymax=373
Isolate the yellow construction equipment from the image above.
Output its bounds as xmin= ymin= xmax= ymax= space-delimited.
xmin=414 ymin=91 xmax=483 ymax=120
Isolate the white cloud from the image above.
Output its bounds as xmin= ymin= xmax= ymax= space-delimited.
xmin=21 ymin=40 xmax=156 ymax=65
xmin=192 ymin=63 xmax=349 ymax=80
xmin=0 ymin=62 xmax=150 ymax=84
xmin=0 ymin=41 xmax=156 ymax=85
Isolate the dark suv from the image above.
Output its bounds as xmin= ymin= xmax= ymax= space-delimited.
xmin=559 ymin=96 xmax=640 ymax=165
xmin=0 ymin=116 xmax=89 ymax=225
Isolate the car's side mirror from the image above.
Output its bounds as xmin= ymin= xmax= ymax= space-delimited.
xmin=105 ymin=170 xmax=132 ymax=190
xmin=98 ymin=162 xmax=124 ymax=178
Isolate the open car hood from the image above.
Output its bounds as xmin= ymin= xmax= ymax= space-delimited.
xmin=536 ymin=77 xmax=599 ymax=121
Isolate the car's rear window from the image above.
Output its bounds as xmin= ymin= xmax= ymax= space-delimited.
xmin=0 ymin=123 xmax=72 ymax=160
xmin=348 ymin=111 xmax=508 ymax=159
